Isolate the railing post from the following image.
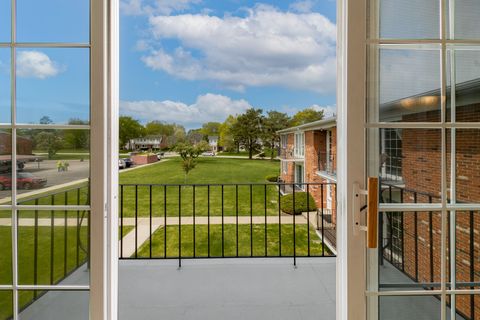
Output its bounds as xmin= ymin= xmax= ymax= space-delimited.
xmin=307 ymin=183 xmax=310 ymax=257
xmin=278 ymin=184 xmax=282 ymax=257
xmin=120 ymin=185 xmax=123 ymax=259
xmin=429 ymin=195 xmax=434 ymax=287
xmin=178 ymin=185 xmax=181 ymax=268
xmin=208 ymin=185 xmax=210 ymax=258
xmin=400 ymin=188 xmax=404 ymax=272
xmin=76 ymin=188 xmax=80 ymax=266
xmin=33 ymin=200 xmax=39 ymax=299
xmin=292 ymin=184 xmax=296 ymax=266
xmin=264 ymin=184 xmax=267 ymax=257
xmin=149 ymin=185 xmax=152 ymax=259
xmin=64 ymin=191 xmax=68 ymax=278
xmin=414 ymin=192 xmax=418 ymax=281
xmin=470 ymin=211 xmax=475 ymax=319
xmin=321 ymin=184 xmax=324 ymax=257
xmin=135 ymin=185 xmax=138 ymax=259
xmin=50 ymin=194 xmax=55 ymax=285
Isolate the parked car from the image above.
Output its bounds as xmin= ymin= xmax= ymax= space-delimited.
xmin=119 ymin=159 xmax=126 ymax=169
xmin=202 ymin=151 xmax=216 ymax=156
xmin=123 ymin=158 xmax=133 ymax=168
xmin=0 ymin=160 xmax=26 ymax=173
xmin=156 ymin=152 xmax=165 ymax=160
xmin=0 ymin=172 xmax=47 ymax=190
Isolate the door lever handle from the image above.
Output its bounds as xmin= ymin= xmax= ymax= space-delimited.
xmin=353 ymin=177 xmax=379 ymax=249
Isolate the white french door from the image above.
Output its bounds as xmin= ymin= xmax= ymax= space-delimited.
xmin=338 ymin=0 xmax=480 ymax=319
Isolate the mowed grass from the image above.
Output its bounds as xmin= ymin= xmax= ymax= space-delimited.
xmin=135 ymin=224 xmax=329 ymax=258
xmin=0 ymin=225 xmax=89 ymax=320
xmin=119 ymin=157 xmax=282 ymax=218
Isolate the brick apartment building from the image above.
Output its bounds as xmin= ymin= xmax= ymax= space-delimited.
xmin=278 ymin=117 xmax=337 ymax=252
xmin=278 ymin=81 xmax=479 ymax=317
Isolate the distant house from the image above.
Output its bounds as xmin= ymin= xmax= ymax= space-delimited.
xmin=208 ymin=136 xmax=219 ymax=153
xmin=0 ymin=132 xmax=33 ymax=155
xmin=126 ymin=136 xmax=162 ymax=151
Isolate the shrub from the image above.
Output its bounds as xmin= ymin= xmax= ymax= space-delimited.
xmin=265 ymin=174 xmax=279 ymax=182
xmin=280 ymin=192 xmax=317 ymax=215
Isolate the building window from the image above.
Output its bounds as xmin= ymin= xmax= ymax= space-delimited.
xmin=294 ymin=164 xmax=304 ymax=188
xmin=281 ymin=160 xmax=288 ymax=174
xmin=280 ymin=134 xmax=287 ymax=149
xmin=380 ymin=128 xmax=402 ymax=181
xmin=294 ymin=132 xmax=304 ymax=158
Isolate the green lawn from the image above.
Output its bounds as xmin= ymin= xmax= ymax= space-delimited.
xmin=217 ymin=151 xmax=250 ymax=157
xmin=119 ymin=157 xmax=283 ymax=218
xmin=0 ymin=225 xmax=89 ymax=320
xmin=135 ymin=224 xmax=329 ymax=258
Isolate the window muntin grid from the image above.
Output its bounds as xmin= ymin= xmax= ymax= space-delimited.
xmin=380 ymin=128 xmax=403 ymax=182
xmin=0 ymin=1 xmax=91 ymax=319
xmin=367 ymin=0 xmax=480 ymax=318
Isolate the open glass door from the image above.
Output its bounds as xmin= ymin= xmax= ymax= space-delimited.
xmin=365 ymin=0 xmax=480 ymax=319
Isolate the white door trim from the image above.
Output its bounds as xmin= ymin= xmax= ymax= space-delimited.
xmin=336 ymin=0 xmax=368 ymax=319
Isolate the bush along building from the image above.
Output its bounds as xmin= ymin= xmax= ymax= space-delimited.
xmin=277 ymin=117 xmax=337 ymax=251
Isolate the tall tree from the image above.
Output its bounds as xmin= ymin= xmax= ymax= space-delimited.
xmin=200 ymin=122 xmax=221 ymax=137
xmin=145 ymin=121 xmax=175 ymax=136
xmin=262 ymin=111 xmax=291 ymax=160
xmin=119 ymin=116 xmax=145 ymax=149
xmin=231 ymin=109 xmax=264 ymax=159
xmin=219 ymin=115 xmax=237 ymax=152
xmin=35 ymin=131 xmax=64 ymax=159
xmin=290 ymin=108 xmax=324 ymax=126
xmin=64 ymin=118 xmax=90 ymax=150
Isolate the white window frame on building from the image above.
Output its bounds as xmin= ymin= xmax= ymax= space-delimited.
xmin=294 ymin=132 xmax=305 ymax=158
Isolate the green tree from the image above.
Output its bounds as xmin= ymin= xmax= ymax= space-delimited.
xmin=64 ymin=118 xmax=89 ymax=150
xmin=200 ymin=122 xmax=221 ymax=137
xmin=119 ymin=116 xmax=145 ymax=149
xmin=35 ymin=131 xmax=64 ymax=159
xmin=290 ymin=108 xmax=324 ymax=126
xmin=145 ymin=121 xmax=174 ymax=136
xmin=175 ymin=141 xmax=210 ymax=183
xmin=230 ymin=108 xmax=264 ymax=159
xmin=39 ymin=116 xmax=53 ymax=125
xmin=262 ymin=111 xmax=290 ymax=160
xmin=219 ymin=115 xmax=237 ymax=152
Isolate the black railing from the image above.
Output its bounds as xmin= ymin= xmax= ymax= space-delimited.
xmin=118 ymin=182 xmax=336 ymax=266
xmin=4 ymin=184 xmax=90 ymax=319
xmin=318 ymin=151 xmax=335 ymax=176
xmin=379 ymin=183 xmax=477 ymax=320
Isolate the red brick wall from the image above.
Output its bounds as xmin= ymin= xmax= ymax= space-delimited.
xmin=0 ymin=133 xmax=32 ymax=155
xmin=395 ymin=104 xmax=480 ymax=319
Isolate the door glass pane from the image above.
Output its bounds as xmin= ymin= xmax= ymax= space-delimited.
xmin=17 ymin=210 xmax=90 ymax=286
xmin=16 ymin=48 xmax=90 ymax=125
xmin=16 ymin=0 xmax=89 ymax=43
xmin=453 ymin=0 xmax=480 ymax=40
xmin=0 ymin=48 xmax=11 ymax=123
xmin=447 ymin=49 xmax=480 ymax=123
xmin=0 ymin=210 xmax=12 ymax=285
xmin=0 ymin=291 xmax=13 ymax=320
xmin=18 ymin=290 xmax=88 ymax=320
xmin=15 ymin=129 xmax=90 ymax=204
xmin=453 ymin=211 xmax=480 ymax=290
xmin=0 ymin=0 xmax=10 ymax=42
xmin=379 ymin=211 xmax=444 ymax=291
xmin=375 ymin=129 xmax=442 ymax=204
xmin=379 ymin=295 xmax=441 ymax=319
xmin=379 ymin=0 xmax=440 ymax=39
xmin=374 ymin=48 xmax=442 ymax=122
xmin=0 ymin=129 xmax=12 ymax=205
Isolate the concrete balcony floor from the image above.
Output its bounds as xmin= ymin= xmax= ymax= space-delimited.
xmin=18 ymin=258 xmax=468 ymax=320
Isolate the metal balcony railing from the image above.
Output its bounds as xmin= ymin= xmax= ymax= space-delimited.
xmin=118 ymin=182 xmax=336 ymax=266
xmin=318 ymin=151 xmax=335 ymax=176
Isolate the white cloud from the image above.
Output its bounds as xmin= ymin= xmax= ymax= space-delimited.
xmin=16 ymin=51 xmax=62 ymax=79
xmin=310 ymin=104 xmax=336 ymax=117
xmin=289 ymin=0 xmax=316 ymax=13
xmin=142 ymin=5 xmax=336 ymax=93
xmin=121 ymin=0 xmax=201 ymax=16
xmin=120 ymin=93 xmax=252 ymax=127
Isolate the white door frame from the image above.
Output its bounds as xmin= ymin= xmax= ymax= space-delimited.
xmin=336 ymin=0 xmax=368 ymax=319
xmin=90 ymin=0 xmax=119 ymax=319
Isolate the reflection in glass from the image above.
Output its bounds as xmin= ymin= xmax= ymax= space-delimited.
xmin=0 ymin=129 xmax=12 ymax=204
xmin=0 ymin=291 xmax=13 ymax=320
xmin=377 ymin=49 xmax=441 ymax=122
xmin=377 ymin=129 xmax=441 ymax=203
xmin=0 ymin=49 xmax=11 ymax=123
xmin=0 ymin=211 xmax=12 ymax=286
xmin=16 ymin=48 xmax=90 ymax=125
xmin=18 ymin=290 xmax=88 ymax=320
xmin=17 ymin=210 xmax=90 ymax=286
xmin=14 ymin=129 xmax=90 ymax=204
xmin=453 ymin=0 xmax=480 ymax=40
xmin=379 ymin=295 xmax=446 ymax=319
xmin=447 ymin=50 xmax=480 ymax=123
xmin=454 ymin=212 xmax=480 ymax=292
xmin=379 ymin=0 xmax=439 ymax=39
xmin=16 ymin=0 xmax=89 ymax=43
xmin=0 ymin=0 xmax=10 ymax=42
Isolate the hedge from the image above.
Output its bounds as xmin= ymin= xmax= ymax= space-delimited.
xmin=265 ymin=174 xmax=279 ymax=182
xmin=280 ymin=192 xmax=317 ymax=215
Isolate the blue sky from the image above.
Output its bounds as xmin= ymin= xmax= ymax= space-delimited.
xmin=0 ymin=0 xmax=337 ymax=128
